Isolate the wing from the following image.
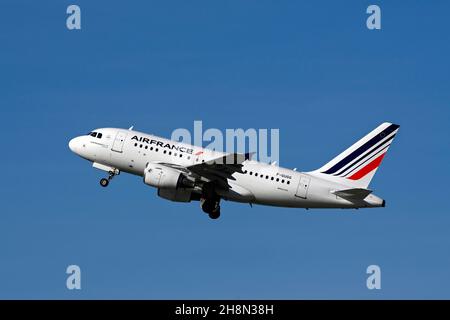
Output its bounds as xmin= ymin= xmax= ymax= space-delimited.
xmin=152 ymin=152 xmax=252 ymax=190
xmin=186 ymin=152 xmax=253 ymax=189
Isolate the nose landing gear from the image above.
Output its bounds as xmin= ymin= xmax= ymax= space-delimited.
xmin=100 ymin=178 xmax=109 ymax=187
xmin=99 ymin=169 xmax=119 ymax=187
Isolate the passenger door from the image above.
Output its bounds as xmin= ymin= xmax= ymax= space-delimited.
xmin=111 ymin=131 xmax=127 ymax=153
xmin=295 ymin=175 xmax=311 ymax=199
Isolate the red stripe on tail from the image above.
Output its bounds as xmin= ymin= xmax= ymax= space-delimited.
xmin=348 ymin=153 xmax=386 ymax=180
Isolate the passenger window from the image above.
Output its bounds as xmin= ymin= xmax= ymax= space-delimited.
xmin=276 ymin=178 xmax=279 ymax=182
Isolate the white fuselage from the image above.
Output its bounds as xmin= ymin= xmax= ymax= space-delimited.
xmin=69 ymin=128 xmax=385 ymax=209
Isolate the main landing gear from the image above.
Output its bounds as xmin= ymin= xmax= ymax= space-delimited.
xmin=201 ymin=199 xmax=221 ymax=219
xmin=201 ymin=182 xmax=221 ymax=219
xmin=99 ymin=169 xmax=119 ymax=187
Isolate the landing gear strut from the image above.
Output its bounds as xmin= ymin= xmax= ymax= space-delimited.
xmin=201 ymin=182 xmax=221 ymax=219
xmin=99 ymin=169 xmax=119 ymax=188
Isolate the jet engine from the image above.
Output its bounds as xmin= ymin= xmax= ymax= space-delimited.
xmin=143 ymin=162 xmax=194 ymax=189
xmin=158 ymin=188 xmax=192 ymax=202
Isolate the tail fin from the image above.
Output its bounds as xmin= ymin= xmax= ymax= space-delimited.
xmin=310 ymin=122 xmax=400 ymax=189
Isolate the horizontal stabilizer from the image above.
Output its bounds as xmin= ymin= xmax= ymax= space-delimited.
xmin=333 ymin=188 xmax=372 ymax=200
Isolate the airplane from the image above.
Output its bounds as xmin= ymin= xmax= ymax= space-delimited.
xmin=68 ymin=122 xmax=400 ymax=219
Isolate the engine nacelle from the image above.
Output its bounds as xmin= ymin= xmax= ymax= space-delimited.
xmin=158 ymin=188 xmax=192 ymax=202
xmin=143 ymin=163 xmax=194 ymax=189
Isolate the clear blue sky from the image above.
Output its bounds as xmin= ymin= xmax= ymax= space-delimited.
xmin=0 ymin=1 xmax=449 ymax=299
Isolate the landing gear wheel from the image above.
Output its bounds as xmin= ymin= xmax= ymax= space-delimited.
xmin=99 ymin=169 xmax=119 ymax=188
xmin=201 ymin=200 xmax=215 ymax=214
xmin=100 ymin=178 xmax=109 ymax=187
xmin=201 ymin=200 xmax=221 ymax=219
xmin=208 ymin=208 xmax=220 ymax=220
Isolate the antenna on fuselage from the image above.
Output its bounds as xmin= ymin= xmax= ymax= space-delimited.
xmin=128 ymin=125 xmax=134 ymax=130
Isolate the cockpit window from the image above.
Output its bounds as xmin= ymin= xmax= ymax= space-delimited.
xmin=87 ymin=131 xmax=103 ymax=139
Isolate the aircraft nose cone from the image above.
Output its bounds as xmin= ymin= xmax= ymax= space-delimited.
xmin=69 ymin=137 xmax=80 ymax=153
xmin=69 ymin=138 xmax=76 ymax=152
